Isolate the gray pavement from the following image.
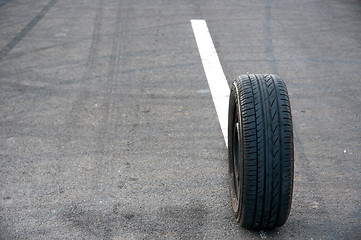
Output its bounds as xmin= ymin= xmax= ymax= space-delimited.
xmin=0 ymin=0 xmax=360 ymax=239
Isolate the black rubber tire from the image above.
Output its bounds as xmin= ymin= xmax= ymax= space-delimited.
xmin=228 ymin=74 xmax=294 ymax=230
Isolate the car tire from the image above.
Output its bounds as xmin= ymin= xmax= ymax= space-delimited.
xmin=228 ymin=74 xmax=294 ymax=230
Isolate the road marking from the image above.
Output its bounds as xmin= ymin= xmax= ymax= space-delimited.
xmin=191 ymin=19 xmax=230 ymax=147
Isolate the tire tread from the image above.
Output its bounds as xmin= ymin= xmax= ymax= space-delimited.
xmin=228 ymin=74 xmax=294 ymax=230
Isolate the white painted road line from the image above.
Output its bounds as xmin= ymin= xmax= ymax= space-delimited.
xmin=191 ymin=19 xmax=230 ymax=147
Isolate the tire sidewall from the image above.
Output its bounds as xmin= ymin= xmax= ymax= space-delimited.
xmin=228 ymin=81 xmax=243 ymax=222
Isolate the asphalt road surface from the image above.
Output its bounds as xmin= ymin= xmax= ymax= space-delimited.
xmin=1 ymin=0 xmax=360 ymax=239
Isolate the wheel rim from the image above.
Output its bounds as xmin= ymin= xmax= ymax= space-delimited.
xmin=231 ymin=109 xmax=241 ymax=210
